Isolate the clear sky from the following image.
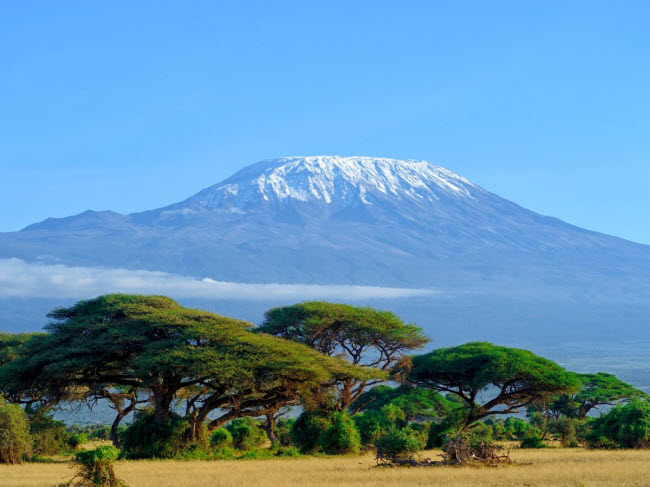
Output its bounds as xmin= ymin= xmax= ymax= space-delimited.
xmin=1 ymin=1 xmax=649 ymax=243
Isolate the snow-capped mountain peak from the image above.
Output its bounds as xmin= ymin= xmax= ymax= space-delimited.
xmin=186 ymin=156 xmax=478 ymax=209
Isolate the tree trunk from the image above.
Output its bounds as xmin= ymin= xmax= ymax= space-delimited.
xmin=153 ymin=391 xmax=174 ymax=424
xmin=110 ymin=411 xmax=126 ymax=446
xmin=264 ymin=412 xmax=279 ymax=445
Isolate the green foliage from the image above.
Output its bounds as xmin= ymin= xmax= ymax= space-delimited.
xmin=504 ymin=417 xmax=534 ymax=440
xmin=354 ymin=411 xmax=387 ymax=446
xmin=317 ymin=411 xmax=361 ymax=455
xmin=573 ymin=373 xmax=647 ymax=418
xmin=426 ymin=411 xmax=465 ymax=448
xmin=273 ymin=445 xmax=301 ymax=457
xmin=0 ymin=402 xmax=31 ymax=464
xmin=259 ymin=302 xmax=423 ymax=409
xmin=66 ymin=445 xmax=126 ymax=487
xmin=586 ymin=400 xmax=650 ymax=449
xmin=291 ymin=410 xmax=361 ymax=454
xmin=520 ymin=431 xmax=546 ymax=448
xmin=209 ymin=428 xmax=233 ymax=449
xmin=351 ymin=385 xmax=452 ymax=420
xmin=68 ymin=433 xmax=88 ymax=450
xmin=274 ymin=419 xmax=295 ymax=446
xmin=6 ymin=295 xmax=371 ymax=436
xmin=120 ymin=411 xmax=204 ymax=459
xmin=375 ymin=428 xmax=423 ymax=459
xmin=226 ymin=418 xmax=266 ymax=451
xmin=557 ymin=417 xmax=579 ymax=447
xmin=29 ymin=413 xmax=70 ymax=456
xmin=408 ymin=342 xmax=580 ymax=428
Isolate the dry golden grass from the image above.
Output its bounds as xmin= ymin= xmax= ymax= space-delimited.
xmin=2 ymin=448 xmax=650 ymax=487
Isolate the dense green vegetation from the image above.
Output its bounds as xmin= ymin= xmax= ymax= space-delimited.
xmin=0 ymin=293 xmax=648 ymax=468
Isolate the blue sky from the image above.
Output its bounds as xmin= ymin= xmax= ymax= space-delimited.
xmin=1 ymin=1 xmax=649 ymax=243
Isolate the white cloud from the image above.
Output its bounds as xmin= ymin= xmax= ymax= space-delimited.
xmin=0 ymin=258 xmax=436 ymax=301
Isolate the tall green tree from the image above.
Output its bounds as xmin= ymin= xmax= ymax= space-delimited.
xmin=407 ymin=342 xmax=580 ymax=429
xmin=258 ymin=301 xmax=428 ymax=410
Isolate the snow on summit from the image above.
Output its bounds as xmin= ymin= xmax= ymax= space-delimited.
xmin=187 ymin=156 xmax=478 ymax=209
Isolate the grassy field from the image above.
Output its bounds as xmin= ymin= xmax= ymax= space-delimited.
xmin=2 ymin=448 xmax=650 ymax=487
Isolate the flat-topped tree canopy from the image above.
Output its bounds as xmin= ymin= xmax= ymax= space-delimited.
xmin=407 ymin=342 xmax=580 ymax=428
xmin=572 ymin=372 xmax=648 ymax=419
xmin=258 ymin=301 xmax=428 ymax=410
xmin=3 ymin=294 xmax=380 ymax=429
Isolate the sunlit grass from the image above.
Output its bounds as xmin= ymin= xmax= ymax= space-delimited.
xmin=3 ymin=448 xmax=650 ymax=487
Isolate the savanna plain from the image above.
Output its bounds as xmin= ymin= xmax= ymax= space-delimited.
xmin=3 ymin=448 xmax=650 ymax=487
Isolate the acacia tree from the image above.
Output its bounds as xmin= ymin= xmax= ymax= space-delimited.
xmin=349 ymin=384 xmax=453 ymax=421
xmin=3 ymin=295 xmax=377 ymax=442
xmin=532 ymin=372 xmax=647 ymax=422
xmin=0 ymin=332 xmax=64 ymax=413
xmin=406 ymin=342 xmax=580 ymax=429
xmin=258 ymin=301 xmax=429 ymax=411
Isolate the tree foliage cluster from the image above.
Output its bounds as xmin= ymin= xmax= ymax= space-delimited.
xmin=1 ymin=294 xmax=648 ymax=464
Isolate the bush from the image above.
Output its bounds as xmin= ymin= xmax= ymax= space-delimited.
xmin=65 ymin=445 xmax=126 ymax=487
xmin=209 ymin=428 xmax=233 ymax=449
xmin=520 ymin=432 xmax=546 ymax=449
xmin=291 ymin=411 xmax=361 ymax=454
xmin=557 ymin=417 xmax=579 ymax=447
xmin=275 ymin=419 xmax=295 ymax=446
xmin=291 ymin=411 xmax=331 ymax=453
xmin=427 ymin=414 xmax=461 ymax=448
xmin=29 ymin=413 xmax=70 ymax=456
xmin=504 ymin=417 xmax=533 ymax=440
xmin=586 ymin=401 xmax=650 ymax=449
xmin=68 ymin=433 xmax=88 ymax=450
xmin=317 ymin=411 xmax=361 ymax=455
xmin=121 ymin=411 xmax=207 ymax=459
xmin=226 ymin=418 xmax=266 ymax=451
xmin=376 ymin=428 xmax=423 ymax=459
xmin=274 ymin=445 xmax=301 ymax=457
xmin=0 ymin=402 xmax=31 ymax=464
xmin=353 ymin=411 xmax=386 ymax=447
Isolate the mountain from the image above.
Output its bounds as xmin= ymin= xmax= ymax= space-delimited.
xmin=2 ymin=156 xmax=649 ymax=299
xmin=4 ymin=155 xmax=650 ymax=393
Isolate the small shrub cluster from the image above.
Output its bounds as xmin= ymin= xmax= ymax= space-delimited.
xmin=291 ymin=411 xmax=360 ymax=454
xmin=59 ymin=445 xmax=126 ymax=487
xmin=586 ymin=401 xmax=650 ymax=449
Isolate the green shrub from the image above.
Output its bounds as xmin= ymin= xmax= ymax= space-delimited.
xmin=292 ymin=411 xmax=361 ymax=454
xmin=226 ymin=418 xmax=266 ymax=451
xmin=0 ymin=402 xmax=31 ymax=464
xmin=209 ymin=428 xmax=233 ymax=449
xmin=557 ymin=417 xmax=579 ymax=447
xmin=586 ymin=401 xmax=650 ymax=449
xmin=375 ymin=428 xmax=422 ymax=459
xmin=469 ymin=422 xmax=493 ymax=446
xmin=291 ymin=411 xmax=331 ymax=453
xmin=68 ymin=433 xmax=88 ymax=450
xmin=427 ymin=414 xmax=461 ymax=448
xmin=504 ymin=417 xmax=533 ymax=440
xmin=211 ymin=446 xmax=238 ymax=460
xmin=66 ymin=445 xmax=126 ymax=487
xmin=29 ymin=413 xmax=70 ymax=456
xmin=121 ymin=411 xmax=207 ymax=459
xmin=317 ymin=411 xmax=360 ymax=455
xmin=353 ymin=411 xmax=386 ymax=447
xmin=274 ymin=445 xmax=301 ymax=457
xmin=520 ymin=431 xmax=546 ymax=449
xmin=275 ymin=419 xmax=295 ymax=446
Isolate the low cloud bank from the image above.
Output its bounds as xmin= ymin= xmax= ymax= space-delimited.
xmin=0 ymin=258 xmax=436 ymax=301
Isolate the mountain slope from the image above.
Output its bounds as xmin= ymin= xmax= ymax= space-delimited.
xmin=2 ymin=156 xmax=649 ymax=300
